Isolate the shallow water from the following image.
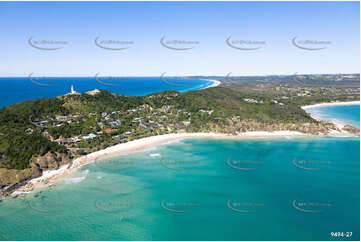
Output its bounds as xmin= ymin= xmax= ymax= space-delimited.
xmin=0 ymin=105 xmax=359 ymax=241
xmin=305 ymin=104 xmax=360 ymax=128
xmin=0 ymin=135 xmax=359 ymax=241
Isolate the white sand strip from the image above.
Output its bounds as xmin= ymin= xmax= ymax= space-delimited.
xmin=301 ymin=101 xmax=360 ymax=130
xmin=302 ymin=101 xmax=360 ymax=110
xmin=203 ymin=79 xmax=221 ymax=89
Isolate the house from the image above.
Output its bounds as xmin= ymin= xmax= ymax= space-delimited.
xmin=56 ymin=138 xmax=74 ymax=145
xmin=56 ymin=136 xmax=80 ymax=145
xmin=98 ymin=122 xmax=104 ymax=128
xmin=104 ymin=128 xmax=117 ymax=134
xmin=183 ymin=121 xmax=191 ymax=126
xmin=82 ymin=133 xmax=97 ymax=140
xmin=244 ymin=98 xmax=258 ymax=103
xmin=86 ymin=89 xmax=101 ymax=95
xmin=56 ymin=116 xmax=71 ymax=122
xmin=109 ymin=120 xmax=121 ymax=126
xmin=199 ymin=109 xmax=214 ymax=115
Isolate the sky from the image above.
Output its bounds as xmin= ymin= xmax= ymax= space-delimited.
xmin=0 ymin=1 xmax=359 ymax=77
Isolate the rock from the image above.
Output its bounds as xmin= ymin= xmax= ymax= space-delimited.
xmin=342 ymin=125 xmax=360 ymax=134
xmin=0 ymin=165 xmax=42 ymax=196
xmin=0 ymin=151 xmax=71 ymax=197
xmin=31 ymin=152 xmax=71 ymax=170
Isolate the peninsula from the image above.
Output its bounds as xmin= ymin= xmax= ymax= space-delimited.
xmin=0 ymin=76 xmax=359 ymax=197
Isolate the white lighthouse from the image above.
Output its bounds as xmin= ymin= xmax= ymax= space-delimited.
xmin=70 ymin=85 xmax=76 ymax=94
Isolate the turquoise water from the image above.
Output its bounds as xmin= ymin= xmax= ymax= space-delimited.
xmin=0 ymin=106 xmax=359 ymax=241
xmin=305 ymin=104 xmax=360 ymax=128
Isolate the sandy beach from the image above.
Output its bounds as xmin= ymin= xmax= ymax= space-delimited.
xmin=204 ymin=79 xmax=221 ymax=89
xmin=301 ymin=100 xmax=360 ymax=110
xmin=15 ymin=131 xmax=306 ymax=195
xmin=13 ymin=101 xmax=360 ymax=196
xmin=301 ymin=100 xmax=360 ymax=130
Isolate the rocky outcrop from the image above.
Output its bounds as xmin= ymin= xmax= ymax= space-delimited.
xmin=0 ymin=164 xmax=41 ymax=197
xmin=207 ymin=119 xmax=348 ymax=135
xmin=31 ymin=152 xmax=71 ymax=170
xmin=342 ymin=125 xmax=360 ymax=134
xmin=0 ymin=152 xmax=70 ymax=197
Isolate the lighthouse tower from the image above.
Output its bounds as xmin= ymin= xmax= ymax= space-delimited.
xmin=70 ymin=85 xmax=76 ymax=94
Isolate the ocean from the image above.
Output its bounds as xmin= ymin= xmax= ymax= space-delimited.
xmin=0 ymin=102 xmax=359 ymax=240
xmin=0 ymin=77 xmax=214 ymax=108
xmin=304 ymin=104 xmax=360 ymax=128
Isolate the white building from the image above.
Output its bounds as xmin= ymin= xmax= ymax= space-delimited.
xmin=71 ymin=85 xmax=76 ymax=94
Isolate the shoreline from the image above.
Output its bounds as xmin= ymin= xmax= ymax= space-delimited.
xmin=301 ymin=100 xmax=360 ymax=129
xmin=203 ymin=79 xmax=221 ymax=89
xmin=301 ymin=100 xmax=360 ymax=109
xmin=14 ymin=131 xmax=307 ymax=196
xmin=10 ymin=101 xmax=359 ymax=197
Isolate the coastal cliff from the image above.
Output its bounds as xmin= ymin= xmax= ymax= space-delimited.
xmin=0 ymin=152 xmax=70 ymax=196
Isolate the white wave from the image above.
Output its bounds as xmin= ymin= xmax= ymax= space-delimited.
xmin=150 ymin=153 xmax=161 ymax=157
xmin=65 ymin=169 xmax=89 ymax=184
xmin=11 ymin=191 xmax=32 ymax=196
xmin=328 ymin=134 xmax=359 ymax=138
xmin=160 ymin=139 xmax=183 ymax=146
xmin=65 ymin=176 xmax=86 ymax=184
xmin=82 ymin=169 xmax=89 ymax=175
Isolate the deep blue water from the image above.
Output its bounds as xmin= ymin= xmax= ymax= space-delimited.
xmin=0 ymin=77 xmax=213 ymax=108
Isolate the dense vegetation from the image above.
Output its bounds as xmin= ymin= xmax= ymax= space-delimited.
xmin=0 ymin=86 xmax=354 ymax=171
xmin=0 ymin=99 xmax=67 ymax=169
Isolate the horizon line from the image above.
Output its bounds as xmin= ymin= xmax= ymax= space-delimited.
xmin=0 ymin=73 xmax=359 ymax=78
